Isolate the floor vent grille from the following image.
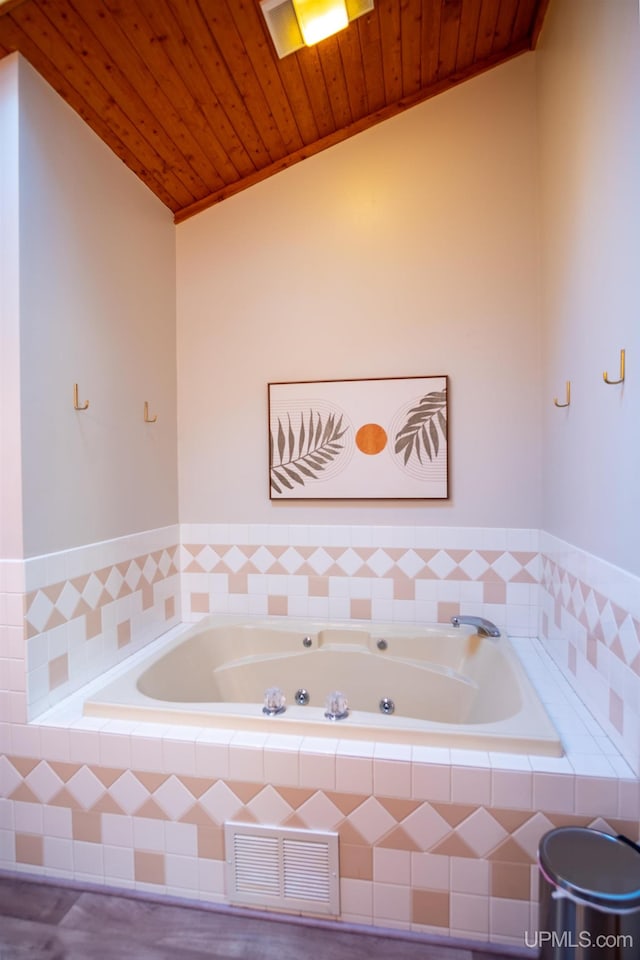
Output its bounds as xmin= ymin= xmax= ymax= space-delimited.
xmin=224 ymin=822 xmax=340 ymax=915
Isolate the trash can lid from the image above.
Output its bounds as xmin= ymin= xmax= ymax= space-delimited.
xmin=539 ymin=828 xmax=640 ymax=911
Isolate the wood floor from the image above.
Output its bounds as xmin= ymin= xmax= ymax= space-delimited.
xmin=0 ymin=873 xmax=529 ymax=960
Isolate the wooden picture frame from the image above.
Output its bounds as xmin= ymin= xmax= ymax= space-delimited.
xmin=268 ymin=375 xmax=449 ymax=500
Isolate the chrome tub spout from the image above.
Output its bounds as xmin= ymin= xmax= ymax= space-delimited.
xmin=450 ymin=615 xmax=501 ymax=638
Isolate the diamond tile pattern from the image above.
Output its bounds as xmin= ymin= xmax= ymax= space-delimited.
xmin=24 ymin=761 xmax=64 ymax=804
xmin=65 ymin=767 xmax=106 ymax=810
xmin=153 ymin=775 xmax=198 ymax=821
xmin=179 ymin=544 xmax=540 ymax=588
xmin=540 ymin=550 xmax=640 ymax=774
xmin=542 ymin=556 xmax=640 ymax=672
xmin=245 ymin=785 xmax=294 ymax=825
xmin=109 ymin=771 xmax=151 ymax=815
xmin=24 ymin=548 xmax=179 ymax=639
xmin=18 ymin=544 xmax=181 ymax=720
xmin=3 ymin=754 xmax=637 ymax=863
xmin=455 ymin=808 xmax=508 ymax=857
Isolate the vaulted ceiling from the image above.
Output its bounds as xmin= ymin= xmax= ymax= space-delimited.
xmin=0 ymin=0 xmax=549 ymax=222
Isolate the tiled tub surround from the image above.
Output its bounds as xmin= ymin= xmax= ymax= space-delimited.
xmin=539 ymin=532 xmax=640 ymax=776
xmin=179 ymin=524 xmax=541 ymax=638
xmin=3 ymin=522 xmax=540 ymax=728
xmin=1 ymin=522 xmax=639 ymax=949
xmin=0 ymin=633 xmax=637 ymax=950
xmin=1 ymin=526 xmax=182 ymax=724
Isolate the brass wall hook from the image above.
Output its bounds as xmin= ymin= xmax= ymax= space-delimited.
xmin=144 ymin=401 xmax=157 ymax=423
xmin=73 ymin=383 xmax=89 ymax=411
xmin=603 ymin=348 xmax=625 ymax=384
xmin=553 ymin=381 xmax=571 ymax=408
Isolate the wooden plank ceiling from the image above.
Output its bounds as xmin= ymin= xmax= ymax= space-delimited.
xmin=0 ymin=0 xmax=549 ymax=223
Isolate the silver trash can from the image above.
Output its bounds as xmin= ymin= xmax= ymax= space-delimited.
xmin=537 ymin=828 xmax=640 ymax=958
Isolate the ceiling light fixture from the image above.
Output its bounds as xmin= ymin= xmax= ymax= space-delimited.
xmin=292 ymin=0 xmax=349 ymax=46
xmin=261 ymin=0 xmax=374 ymax=59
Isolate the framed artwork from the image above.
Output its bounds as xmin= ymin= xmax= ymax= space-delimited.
xmin=268 ymin=375 xmax=448 ymax=500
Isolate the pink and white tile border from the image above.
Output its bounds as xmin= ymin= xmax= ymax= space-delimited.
xmin=1 ymin=526 xmax=182 ymax=724
xmin=178 ymin=524 xmax=540 ymax=639
xmin=539 ymin=531 xmax=640 ymax=776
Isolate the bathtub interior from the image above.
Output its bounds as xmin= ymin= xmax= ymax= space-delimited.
xmin=135 ymin=622 xmax=523 ymax=724
xmin=83 ymin=616 xmax=564 ymax=756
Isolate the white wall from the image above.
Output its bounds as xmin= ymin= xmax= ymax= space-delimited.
xmin=537 ymin=0 xmax=640 ymax=575
xmin=177 ymin=55 xmax=541 ymax=529
xmin=16 ymin=58 xmax=179 ymax=557
xmin=0 ymin=55 xmax=23 ymax=561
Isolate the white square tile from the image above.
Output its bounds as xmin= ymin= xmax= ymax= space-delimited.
xmin=102 ymin=813 xmax=134 ymax=847
xmin=374 ymin=743 xmax=411 ymax=762
xmin=451 ymin=766 xmax=491 ymax=805
xmin=68 ymin=728 xmax=102 ymax=765
xmin=489 ymin=752 xmax=532 ymax=771
xmin=372 ymin=882 xmax=411 ymax=922
xmin=0 ymin=827 xmax=15 ymax=863
xmin=490 ymin=896 xmax=530 ymax=939
xmin=373 ymin=847 xmax=411 ymax=885
xmin=574 ymin=775 xmax=619 ymax=818
xmin=165 ymin=853 xmax=199 ymax=891
xmin=450 ymin=856 xmax=489 ymax=895
xmin=618 ymin=779 xmax=640 ymax=819
xmin=411 ymin=851 xmax=449 ymax=890
xmin=132 ymin=816 xmax=165 ymax=852
xmin=42 ymin=805 xmax=72 ymax=839
xmin=336 ymin=755 xmax=372 ymax=794
xmin=10 ymin=723 xmax=41 ymax=757
xmin=195 ymin=739 xmax=230 ymax=779
xmin=450 ymin=892 xmax=489 ymax=934
xmin=73 ymin=839 xmax=104 ymax=876
xmin=491 ymin=770 xmax=533 ymax=809
xmin=39 ymin=726 xmax=71 ymax=762
xmin=374 ymin=759 xmax=411 ymax=798
xmin=104 ymin=845 xmax=135 ymax=882
xmin=411 ymin=762 xmax=451 ymax=803
xmin=532 ymin=773 xmax=574 ymax=814
xmin=263 ymin=748 xmax=299 ymax=787
xmin=130 ymin=732 xmax=165 ymax=772
xmin=44 ymin=836 xmax=74 ymax=873
xmin=162 ymin=736 xmax=197 ymax=776
xmin=299 ymin=751 xmax=335 ymax=790
xmin=340 ymin=878 xmax=373 ymax=917
xmin=198 ymin=857 xmax=226 ymax=896
xmin=228 ymin=745 xmax=264 ymax=783
xmin=99 ymin=732 xmax=132 ymax=769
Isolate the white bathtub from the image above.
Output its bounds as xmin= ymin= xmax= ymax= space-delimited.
xmin=83 ymin=615 xmax=563 ymax=756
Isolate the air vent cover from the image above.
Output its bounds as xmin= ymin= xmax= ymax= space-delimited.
xmin=224 ymin=822 xmax=340 ymax=915
xmin=260 ymin=0 xmax=374 ymax=59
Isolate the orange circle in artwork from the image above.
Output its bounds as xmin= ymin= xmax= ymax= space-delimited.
xmin=356 ymin=423 xmax=388 ymax=455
